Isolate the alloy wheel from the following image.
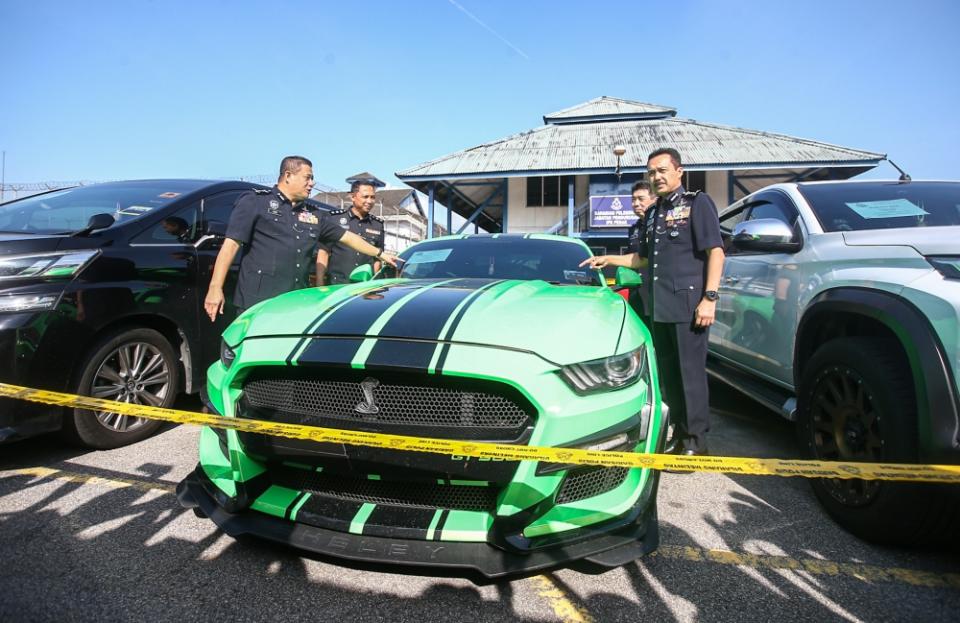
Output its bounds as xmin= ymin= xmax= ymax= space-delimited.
xmin=808 ymin=364 xmax=883 ymax=506
xmin=89 ymin=341 xmax=171 ymax=432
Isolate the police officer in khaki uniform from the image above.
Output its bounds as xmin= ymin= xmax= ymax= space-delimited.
xmin=317 ymin=180 xmax=386 ymax=285
xmin=627 ymin=181 xmax=657 ymax=325
xmin=204 ymin=157 xmax=398 ymax=320
xmin=582 ymin=148 xmax=725 ymax=457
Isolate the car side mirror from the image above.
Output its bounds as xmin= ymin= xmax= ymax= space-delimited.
xmin=87 ymin=213 xmax=115 ymax=231
xmin=614 ymin=266 xmax=642 ymax=291
xmin=349 ymin=264 xmax=374 ymax=283
xmin=732 ymin=218 xmax=802 ymax=253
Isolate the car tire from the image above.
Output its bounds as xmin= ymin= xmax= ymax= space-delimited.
xmin=62 ymin=327 xmax=179 ymax=449
xmin=796 ymin=337 xmax=951 ymax=545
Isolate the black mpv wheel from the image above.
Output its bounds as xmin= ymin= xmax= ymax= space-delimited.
xmin=63 ymin=327 xmax=179 ymax=449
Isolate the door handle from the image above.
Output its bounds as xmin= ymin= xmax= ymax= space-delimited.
xmin=724 ymin=276 xmax=740 ymax=284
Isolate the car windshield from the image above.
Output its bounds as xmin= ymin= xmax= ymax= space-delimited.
xmin=0 ymin=182 xmax=205 ymax=234
xmin=798 ymin=182 xmax=960 ymax=232
xmin=393 ymin=236 xmax=603 ymax=286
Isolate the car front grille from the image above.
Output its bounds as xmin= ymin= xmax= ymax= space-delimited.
xmin=272 ymin=467 xmax=499 ymax=513
xmin=555 ymin=467 xmax=630 ymax=505
xmin=240 ymin=369 xmax=534 ymax=441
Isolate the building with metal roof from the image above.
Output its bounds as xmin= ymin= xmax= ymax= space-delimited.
xmin=396 ymin=96 xmax=885 ymax=251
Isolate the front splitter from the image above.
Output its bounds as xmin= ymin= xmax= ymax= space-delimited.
xmin=177 ymin=467 xmax=658 ymax=578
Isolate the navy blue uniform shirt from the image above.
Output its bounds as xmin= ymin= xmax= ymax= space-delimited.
xmin=321 ymin=208 xmax=385 ymax=284
xmin=627 ymin=215 xmax=651 ymax=317
xmin=638 ymin=186 xmax=722 ymax=323
xmin=226 ymin=187 xmax=344 ymax=308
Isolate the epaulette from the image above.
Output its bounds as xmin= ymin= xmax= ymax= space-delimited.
xmin=253 ymin=188 xmax=270 ymax=195
xmin=371 ymin=214 xmax=384 ymax=223
xmin=330 ymin=208 xmax=347 ymax=215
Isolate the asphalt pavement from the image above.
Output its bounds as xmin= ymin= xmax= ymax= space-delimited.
xmin=1 ymin=382 xmax=957 ymax=623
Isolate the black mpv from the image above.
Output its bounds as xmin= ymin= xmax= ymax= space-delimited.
xmin=0 ymin=179 xmax=324 ymax=448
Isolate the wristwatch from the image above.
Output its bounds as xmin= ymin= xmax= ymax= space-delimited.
xmin=375 ymin=247 xmax=383 ymax=258
xmin=704 ymin=290 xmax=719 ymax=302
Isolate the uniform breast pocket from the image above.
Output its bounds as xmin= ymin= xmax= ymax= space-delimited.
xmin=674 ymin=279 xmax=701 ymax=316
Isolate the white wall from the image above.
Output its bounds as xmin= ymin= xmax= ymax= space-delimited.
xmin=505 ymin=177 xmax=572 ymax=234
xmin=704 ymin=170 xmax=729 ymax=210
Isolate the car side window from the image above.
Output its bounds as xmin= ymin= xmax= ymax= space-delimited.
xmin=131 ymin=203 xmax=199 ymax=244
xmin=745 ymin=192 xmax=799 ymax=228
xmin=200 ymin=190 xmax=246 ymax=235
xmin=719 ymin=204 xmax=749 ymax=254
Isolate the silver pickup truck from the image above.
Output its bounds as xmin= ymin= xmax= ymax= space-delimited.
xmin=707 ymin=180 xmax=959 ymax=545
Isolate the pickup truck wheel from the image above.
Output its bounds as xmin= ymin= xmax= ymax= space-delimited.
xmin=796 ymin=337 xmax=943 ymax=545
xmin=61 ymin=328 xmax=178 ymax=449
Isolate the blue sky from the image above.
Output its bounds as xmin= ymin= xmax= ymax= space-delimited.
xmin=2 ymin=0 xmax=958 ymax=190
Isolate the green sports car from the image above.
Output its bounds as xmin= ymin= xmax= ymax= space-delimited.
xmin=177 ymin=234 xmax=665 ymax=577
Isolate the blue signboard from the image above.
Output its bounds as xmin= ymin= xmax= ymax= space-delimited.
xmin=589 ymin=195 xmax=637 ymax=228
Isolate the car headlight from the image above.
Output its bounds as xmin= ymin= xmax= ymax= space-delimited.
xmin=928 ymin=256 xmax=960 ymax=280
xmin=0 ymin=294 xmax=61 ymax=312
xmin=220 ymin=339 xmax=237 ymax=369
xmin=0 ymin=251 xmax=99 ymax=281
xmin=559 ymin=347 xmax=647 ymax=394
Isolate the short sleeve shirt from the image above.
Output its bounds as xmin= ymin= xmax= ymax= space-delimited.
xmin=322 ymin=208 xmax=385 ymax=283
xmin=638 ymin=187 xmax=722 ymax=323
xmin=226 ymin=187 xmax=344 ymax=308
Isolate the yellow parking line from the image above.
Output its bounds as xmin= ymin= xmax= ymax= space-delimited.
xmin=5 ymin=467 xmax=957 ymax=595
xmin=529 ymin=574 xmax=595 ymax=623
xmin=5 ymin=466 xmax=176 ymax=494
xmin=651 ymin=545 xmax=960 ymax=590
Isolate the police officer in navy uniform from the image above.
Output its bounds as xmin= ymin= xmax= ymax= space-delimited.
xmin=317 ymin=180 xmax=386 ymax=285
xmin=582 ymin=148 xmax=725 ymax=457
xmin=204 ymin=156 xmax=398 ymax=320
xmin=627 ymin=181 xmax=657 ymax=325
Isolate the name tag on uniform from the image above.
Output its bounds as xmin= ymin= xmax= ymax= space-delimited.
xmin=365 ymin=228 xmax=380 ymax=235
xmin=298 ymin=211 xmax=319 ymax=224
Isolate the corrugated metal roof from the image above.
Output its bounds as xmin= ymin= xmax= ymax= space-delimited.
xmin=543 ymin=96 xmax=677 ymax=124
xmin=397 ymin=114 xmax=885 ymax=181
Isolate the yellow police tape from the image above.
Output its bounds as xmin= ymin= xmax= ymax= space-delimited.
xmin=2 ymin=382 xmax=959 ymax=483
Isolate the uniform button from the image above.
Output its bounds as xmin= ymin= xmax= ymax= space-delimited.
xmin=655 ymin=238 xmax=659 ymax=243
xmin=654 ymin=251 xmax=658 ymax=255
xmin=653 ymin=264 xmax=658 ymax=268
xmin=653 ymin=276 xmax=658 ymax=281
xmin=689 ymin=286 xmax=694 ymax=289
xmin=296 ymin=264 xmax=301 ymax=268
xmin=296 ymin=236 xmax=300 ymax=240
xmin=257 ymin=269 xmax=261 ymax=274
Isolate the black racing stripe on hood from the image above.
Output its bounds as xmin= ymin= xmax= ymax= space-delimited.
xmin=364 ymin=341 xmax=438 ymax=371
xmin=434 ymin=279 xmax=510 ymax=373
xmin=297 ymin=338 xmax=367 ymax=366
xmin=318 ymin=281 xmax=440 ymax=336
xmin=374 ymin=279 xmax=496 ymax=340
xmin=366 ymin=279 xmax=501 ymax=370
xmin=293 ymin=280 xmax=441 ymax=366
xmin=284 ymin=282 xmax=387 ymax=365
